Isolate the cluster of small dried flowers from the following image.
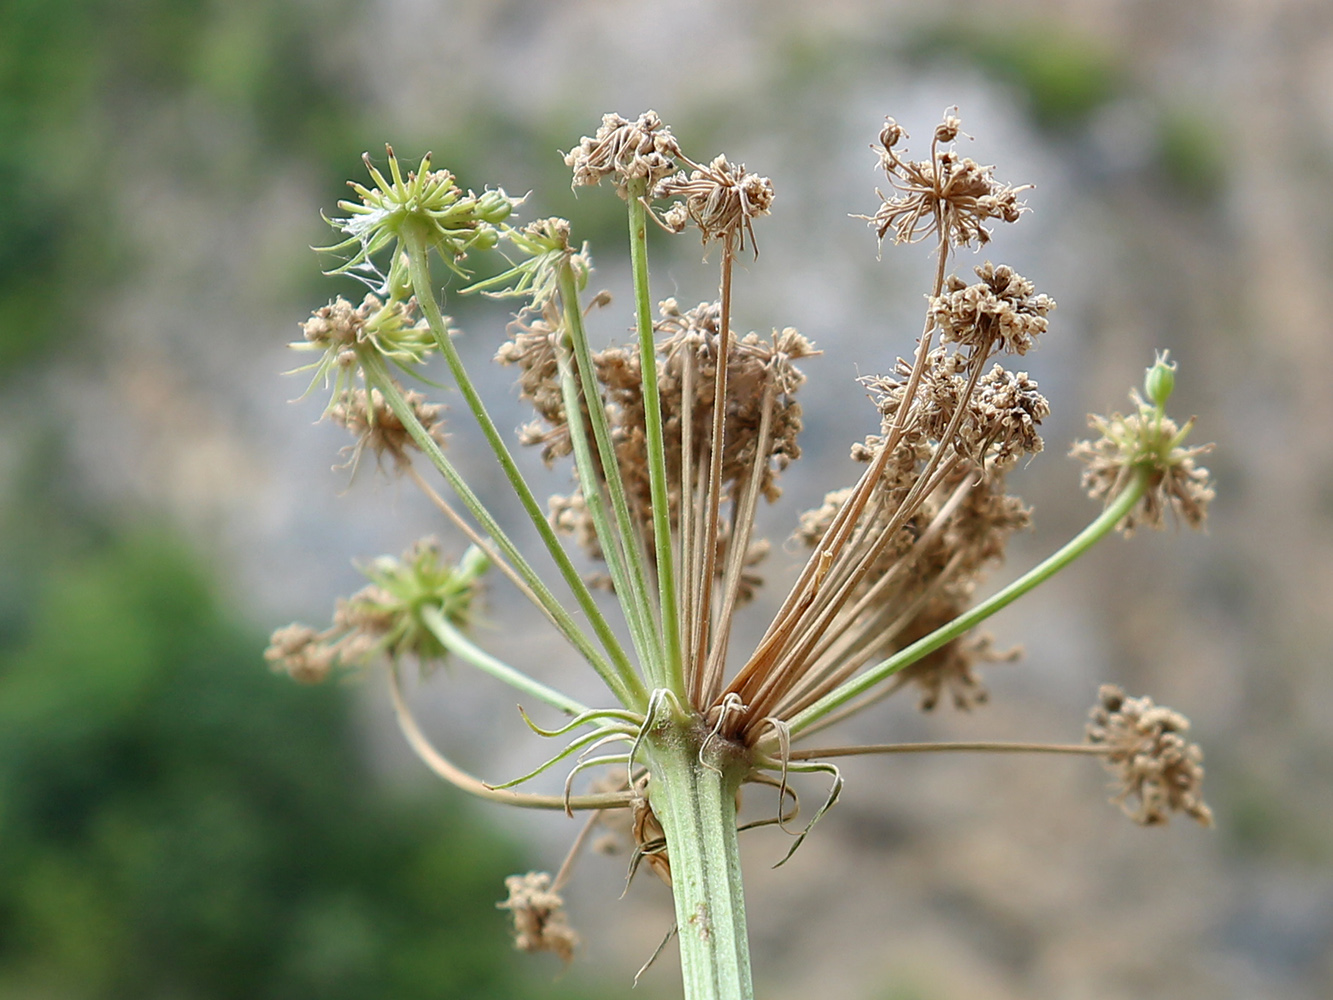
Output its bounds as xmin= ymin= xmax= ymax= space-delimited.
xmin=1087 ymin=685 xmax=1213 ymax=826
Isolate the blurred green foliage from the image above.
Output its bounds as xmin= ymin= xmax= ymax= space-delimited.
xmin=1154 ymin=107 xmax=1228 ymax=203
xmin=912 ymin=21 xmax=1122 ymax=131
xmin=0 ymin=530 xmax=607 ymax=999
xmin=0 ymin=0 xmax=364 ymax=371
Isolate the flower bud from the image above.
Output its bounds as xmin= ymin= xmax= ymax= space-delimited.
xmin=470 ymin=226 xmax=500 ymax=252
xmin=476 ymin=188 xmax=517 ymax=225
xmin=1144 ymin=351 xmax=1177 ymax=408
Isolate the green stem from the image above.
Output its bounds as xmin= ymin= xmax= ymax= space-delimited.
xmin=626 ymin=180 xmax=684 ymax=697
xmin=646 ymin=719 xmax=753 ymax=1000
xmin=418 ymin=606 xmax=591 ymax=717
xmin=359 ymin=350 xmax=643 ymax=711
xmin=550 ymin=299 xmax=659 ymax=681
xmin=786 ymin=467 xmax=1150 ymax=737
xmin=557 ymin=261 xmax=664 ymax=684
xmin=398 ymin=237 xmax=646 ymax=710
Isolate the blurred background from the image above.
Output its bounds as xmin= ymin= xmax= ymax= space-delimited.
xmin=3 ymin=0 xmax=1331 ymax=998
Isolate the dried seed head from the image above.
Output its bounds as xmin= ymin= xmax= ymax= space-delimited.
xmin=1086 ymin=685 xmax=1213 ymax=826
xmin=495 ymin=304 xmax=569 ymax=465
xmin=291 ymin=294 xmax=443 ymax=409
xmin=653 ymin=300 xmax=814 ymax=505
xmin=971 ymin=365 xmax=1050 ymax=466
xmin=327 ymin=386 xmax=445 ymax=473
xmin=865 ymin=112 xmax=1030 ymax=248
xmin=565 ymin=110 xmax=681 ymax=197
xmin=929 ymin=262 xmax=1055 ymax=356
xmin=934 ymin=113 xmax=963 ymax=144
xmin=264 ymin=624 xmax=336 ymax=684
xmin=655 ymin=155 xmax=775 ymax=251
xmin=862 ymin=347 xmax=971 ymax=446
xmin=301 ymin=295 xmax=369 ymax=353
xmin=531 ymin=297 xmax=813 ymax=603
xmin=497 ymin=872 xmax=578 ymax=963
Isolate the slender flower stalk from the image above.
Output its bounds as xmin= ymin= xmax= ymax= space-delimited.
xmin=269 ymin=112 xmax=1216 ymax=1000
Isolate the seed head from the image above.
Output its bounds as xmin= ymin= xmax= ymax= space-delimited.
xmin=495 ymin=304 xmax=569 ymax=466
xmin=321 ymin=145 xmax=517 ymax=281
xmin=497 ymin=872 xmax=578 ymax=963
xmin=655 ymin=155 xmax=775 ymax=251
xmin=929 ymin=262 xmax=1055 ymax=356
xmin=1071 ymin=379 xmax=1215 ymax=535
xmin=471 ymin=217 xmax=591 ymax=309
xmin=866 ymin=111 xmax=1029 ymax=248
xmin=291 ymin=294 xmax=444 ymax=409
xmin=270 ymin=541 xmax=489 ymax=680
xmin=1086 ymin=685 xmax=1213 ymax=826
xmin=565 ymin=110 xmax=682 ymax=197
xmin=328 ymin=386 xmax=445 ymax=473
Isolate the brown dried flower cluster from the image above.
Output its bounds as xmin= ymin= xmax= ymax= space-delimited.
xmin=565 ymin=110 xmax=681 ymax=197
xmin=494 ymin=305 xmax=568 ymax=465
xmin=500 ymin=297 xmax=815 ymax=596
xmin=497 ymin=872 xmax=579 ymax=963
xmin=328 ymin=386 xmax=445 ymax=471
xmin=301 ymin=294 xmax=372 ymax=360
xmin=867 ymin=115 xmax=1028 ymax=247
xmin=656 ymin=155 xmax=775 ymax=250
xmin=930 ymin=262 xmax=1055 ymax=356
xmin=1086 ymin=685 xmax=1213 ymax=826
xmin=860 ymin=349 xmax=1051 ymax=468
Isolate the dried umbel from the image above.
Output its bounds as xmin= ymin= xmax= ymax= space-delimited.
xmin=867 ymin=114 xmax=1029 ymax=247
xmin=276 ymin=108 xmax=1217 ymax=999
xmin=930 ymin=262 xmax=1055 ymax=356
xmin=565 ymin=110 xmax=682 ymax=196
xmin=1086 ymin=685 xmax=1213 ymax=826
xmin=656 ymin=155 xmax=776 ymax=250
xmin=497 ymin=872 xmax=579 ymax=963
xmin=328 ymin=386 xmax=445 ymax=472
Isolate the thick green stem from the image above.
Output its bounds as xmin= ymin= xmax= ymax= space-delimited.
xmin=786 ymin=467 xmax=1151 ymax=736
xmin=645 ymin=719 xmax=753 ymax=1000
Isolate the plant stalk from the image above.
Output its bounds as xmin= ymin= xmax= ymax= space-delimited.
xmin=645 ymin=721 xmax=753 ymax=1000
